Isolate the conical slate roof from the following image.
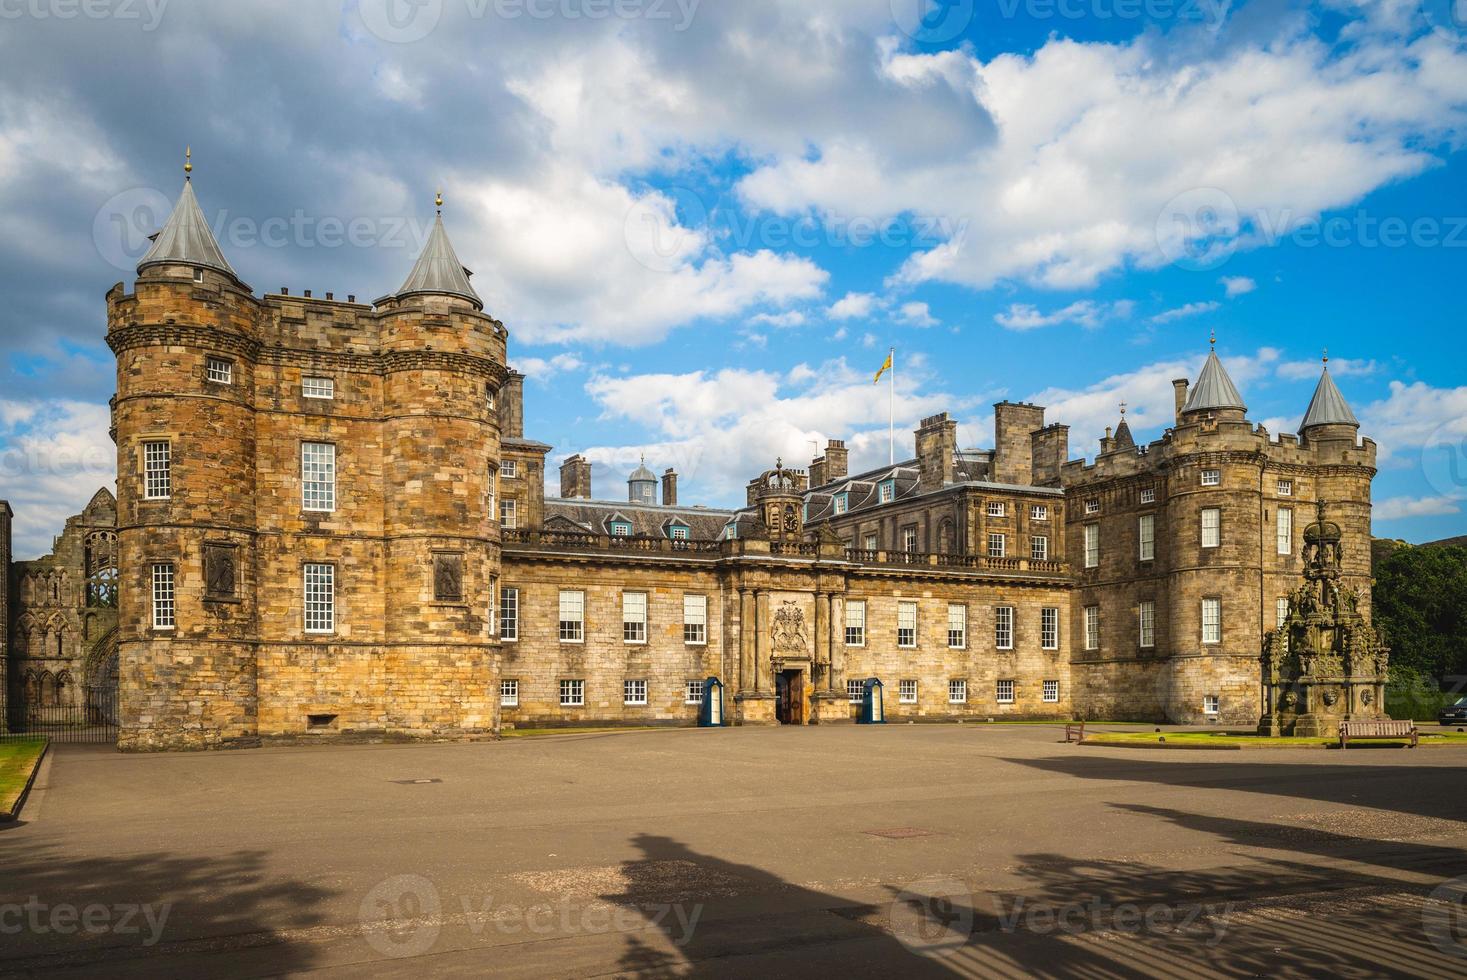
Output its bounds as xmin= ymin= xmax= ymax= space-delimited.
xmin=1113 ymin=417 xmax=1135 ymax=450
xmin=138 ymin=179 xmax=237 ymax=278
xmin=629 ymin=462 xmax=657 ymax=482
xmin=1182 ymin=351 xmax=1247 ymax=414
xmin=1300 ymin=367 xmax=1359 ymax=430
xmin=393 ymin=213 xmax=481 ymax=307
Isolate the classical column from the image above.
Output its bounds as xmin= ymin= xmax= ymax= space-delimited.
xmin=755 ymin=590 xmax=771 ymax=692
xmin=739 ymin=588 xmax=755 ymax=694
xmin=814 ymin=591 xmax=829 ymax=687
xmin=829 ymin=594 xmax=845 ymax=692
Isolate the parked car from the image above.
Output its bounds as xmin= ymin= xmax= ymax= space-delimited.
xmin=1439 ymin=697 xmax=1467 ymax=726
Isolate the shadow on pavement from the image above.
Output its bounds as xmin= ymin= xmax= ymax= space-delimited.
xmin=0 ymin=844 xmax=336 ymax=975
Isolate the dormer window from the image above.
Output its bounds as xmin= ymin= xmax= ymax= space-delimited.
xmin=668 ymin=525 xmax=690 ymax=541
xmin=879 ymin=480 xmax=895 ymax=504
xmin=610 ymin=521 xmax=631 ymax=537
xmin=724 ymin=525 xmax=738 ymax=541
xmin=833 ymin=493 xmax=849 ymax=515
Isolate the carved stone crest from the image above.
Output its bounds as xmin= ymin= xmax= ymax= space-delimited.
xmin=204 ymin=543 xmax=237 ymax=600
xmin=433 ymin=552 xmax=464 ymax=603
xmin=771 ymin=600 xmax=808 ymax=657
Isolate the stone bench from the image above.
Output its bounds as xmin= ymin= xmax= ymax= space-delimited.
xmin=1339 ymin=720 xmax=1417 ymax=749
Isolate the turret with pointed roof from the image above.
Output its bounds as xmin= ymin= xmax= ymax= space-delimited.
xmin=137 ymin=149 xmax=244 ymax=288
xmin=1181 ymin=335 xmax=1247 ymax=417
xmin=1300 ymin=357 xmax=1359 ymax=432
xmin=382 ymin=194 xmax=482 ymax=309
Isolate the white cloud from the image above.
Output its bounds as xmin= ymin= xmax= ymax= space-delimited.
xmin=741 ymin=28 xmax=1467 ymax=293
xmin=1150 ymin=301 xmax=1221 ymax=325
xmin=749 ymin=311 xmax=807 ymax=328
xmin=1276 ymin=357 xmax=1379 ymax=381
xmin=1375 ymin=495 xmax=1462 ymax=520
xmin=828 ymin=292 xmax=879 ymax=320
xmin=897 ymin=301 xmax=938 ymax=327
xmin=1360 ymin=380 xmax=1467 ymax=463
xmin=1220 ymin=276 xmax=1257 ymax=297
xmin=515 ymin=353 xmax=585 ymax=381
xmin=0 ymin=399 xmax=115 ymax=558
xmin=994 ymin=300 xmax=1133 ymax=331
xmin=579 ymin=359 xmax=973 ymax=503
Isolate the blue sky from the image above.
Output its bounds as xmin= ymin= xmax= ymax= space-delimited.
xmin=0 ymin=0 xmax=1464 ymax=557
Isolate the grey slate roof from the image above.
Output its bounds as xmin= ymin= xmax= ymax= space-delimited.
xmin=1113 ymin=418 xmax=1135 ymax=450
xmin=629 ymin=463 xmax=657 ymax=483
xmin=138 ymin=179 xmax=238 ymax=279
xmin=543 ymin=497 xmax=733 ymax=540
xmin=391 ymin=213 xmax=482 ymax=307
xmin=1300 ymin=367 xmax=1359 ymax=429
xmin=1182 ymin=351 xmax=1247 ymax=414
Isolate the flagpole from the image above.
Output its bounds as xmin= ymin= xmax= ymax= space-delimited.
xmin=888 ymin=346 xmax=895 ymax=465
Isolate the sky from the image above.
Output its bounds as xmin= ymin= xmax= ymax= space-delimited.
xmin=0 ymin=0 xmax=1464 ymax=558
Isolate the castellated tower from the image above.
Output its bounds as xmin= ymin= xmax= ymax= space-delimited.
xmin=1058 ymin=342 xmax=1376 ymax=726
xmin=107 ymin=166 xmax=505 ymax=749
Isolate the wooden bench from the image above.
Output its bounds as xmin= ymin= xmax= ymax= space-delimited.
xmin=1063 ymin=721 xmax=1086 ymax=744
xmin=1339 ymin=720 xmax=1418 ymax=749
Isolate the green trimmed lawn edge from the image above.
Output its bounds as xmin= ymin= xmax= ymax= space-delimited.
xmin=1082 ymin=730 xmax=1467 ymax=749
xmin=0 ymin=740 xmax=49 ymax=820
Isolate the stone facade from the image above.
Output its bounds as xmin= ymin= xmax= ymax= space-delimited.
xmin=3 ymin=491 xmax=120 ymax=730
xmin=0 ymin=500 xmax=9 ymax=731
xmin=53 ymin=174 xmax=1377 ymax=748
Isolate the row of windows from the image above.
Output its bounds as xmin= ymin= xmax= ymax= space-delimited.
xmin=1082 ymin=508 xmax=1297 ymax=568
xmin=846 ymin=600 xmax=1060 ymax=650
xmin=500 ymin=678 xmax=707 ymax=708
xmin=204 ymin=356 xmax=338 ymax=401
xmin=1080 ymin=475 xmax=1294 ymax=515
xmin=849 ymin=678 xmax=1061 ymax=705
xmin=1081 ymin=597 xmax=1225 ymax=651
xmin=495 ymin=590 xmax=710 ymax=645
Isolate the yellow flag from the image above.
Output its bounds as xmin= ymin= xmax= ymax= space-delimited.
xmin=873 ymin=351 xmax=892 ymax=384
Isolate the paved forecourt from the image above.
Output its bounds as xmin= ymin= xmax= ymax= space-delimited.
xmin=3 ymin=724 xmax=1467 ymax=976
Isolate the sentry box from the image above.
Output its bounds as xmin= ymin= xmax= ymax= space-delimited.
xmin=858 ymin=677 xmax=885 ymax=725
xmin=698 ymin=676 xmax=727 ymax=728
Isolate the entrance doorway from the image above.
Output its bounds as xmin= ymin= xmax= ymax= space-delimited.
xmin=775 ymin=669 xmax=807 ymax=725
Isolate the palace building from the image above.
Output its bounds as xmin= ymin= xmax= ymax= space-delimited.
xmin=1 ymin=167 xmax=1378 ymax=749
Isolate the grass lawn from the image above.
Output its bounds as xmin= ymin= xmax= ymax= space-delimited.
xmin=0 ymin=740 xmax=48 ymax=817
xmin=1084 ymin=729 xmax=1467 ymax=749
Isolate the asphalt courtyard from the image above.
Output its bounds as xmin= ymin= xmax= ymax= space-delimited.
xmin=4 ymin=725 xmax=1467 ymax=978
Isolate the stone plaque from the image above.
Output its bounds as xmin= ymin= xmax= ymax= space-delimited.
xmin=204 ymin=542 xmax=238 ymax=600
xmin=433 ymin=552 xmax=465 ymax=603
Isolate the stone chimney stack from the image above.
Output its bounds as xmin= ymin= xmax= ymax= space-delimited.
xmin=498 ymin=371 xmax=525 ymax=439
xmin=1172 ymin=379 xmax=1189 ymax=424
xmin=559 ymin=455 xmax=592 ymax=499
xmin=1031 ymin=424 xmax=1069 ymax=486
xmin=662 ymin=468 xmax=678 ymax=507
xmin=824 ymin=439 xmax=848 ymax=482
xmin=993 ymin=401 xmax=1046 ymax=486
xmin=915 ymin=414 xmax=959 ymax=491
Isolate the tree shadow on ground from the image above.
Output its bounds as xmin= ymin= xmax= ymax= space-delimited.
xmin=0 ymin=843 xmax=336 ymax=976
xmin=1011 ymin=753 xmax=1467 ymax=823
xmin=593 ymin=823 xmax=1465 ymax=977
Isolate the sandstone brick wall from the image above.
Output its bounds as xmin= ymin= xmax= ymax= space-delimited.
xmin=108 ymin=270 xmax=507 ymax=749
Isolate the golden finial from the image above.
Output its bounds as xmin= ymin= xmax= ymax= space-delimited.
xmin=184 ymin=145 xmax=192 ymax=177
xmin=1209 ymin=329 xmax=1216 ymax=351
xmin=1323 ymin=347 xmax=1329 ymax=365
xmin=435 ymin=189 xmax=443 ymax=213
